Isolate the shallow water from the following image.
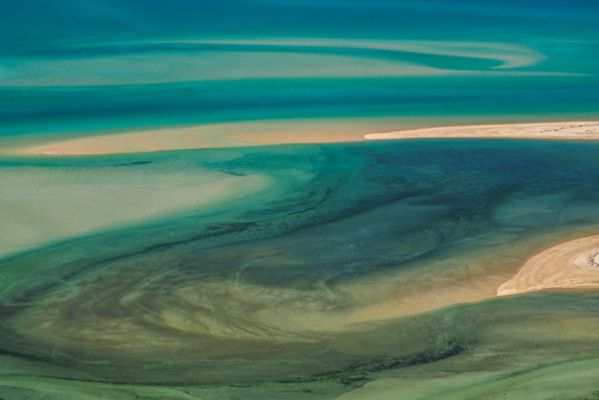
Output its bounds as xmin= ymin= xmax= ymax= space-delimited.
xmin=1 ymin=140 xmax=599 ymax=398
xmin=2 ymin=1 xmax=599 ymax=398
xmin=1 ymin=1 xmax=599 ymax=140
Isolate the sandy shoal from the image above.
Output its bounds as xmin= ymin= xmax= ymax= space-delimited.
xmin=498 ymin=234 xmax=599 ymax=296
xmin=0 ymin=167 xmax=270 ymax=257
xmin=7 ymin=120 xmax=599 ymax=156
xmin=7 ymin=121 xmax=368 ymax=156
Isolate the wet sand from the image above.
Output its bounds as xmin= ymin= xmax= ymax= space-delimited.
xmin=498 ymin=234 xmax=599 ymax=296
xmin=7 ymin=121 xmax=368 ymax=156
xmin=8 ymin=121 xmax=599 ymax=156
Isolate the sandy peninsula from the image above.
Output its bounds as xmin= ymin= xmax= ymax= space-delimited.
xmin=6 ymin=120 xmax=599 ymax=156
xmin=345 ymin=233 xmax=599 ymax=324
xmin=365 ymin=121 xmax=599 ymax=141
xmin=497 ymin=234 xmax=599 ymax=296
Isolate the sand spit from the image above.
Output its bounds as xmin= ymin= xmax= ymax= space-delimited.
xmin=497 ymin=235 xmax=599 ymax=296
xmin=365 ymin=121 xmax=599 ymax=142
xmin=7 ymin=121 xmax=599 ymax=156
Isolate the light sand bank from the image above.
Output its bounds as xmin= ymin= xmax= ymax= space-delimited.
xmin=365 ymin=121 xmax=599 ymax=141
xmin=7 ymin=121 xmax=599 ymax=156
xmin=7 ymin=121 xmax=367 ymax=156
xmin=498 ymin=235 xmax=599 ymax=296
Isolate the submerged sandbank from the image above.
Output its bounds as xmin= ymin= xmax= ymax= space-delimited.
xmin=498 ymin=234 xmax=599 ymax=296
xmin=0 ymin=167 xmax=270 ymax=257
xmin=7 ymin=121 xmax=599 ymax=156
xmin=6 ymin=121 xmax=367 ymax=156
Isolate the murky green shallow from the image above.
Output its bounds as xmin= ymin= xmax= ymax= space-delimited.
xmin=1 ymin=140 xmax=599 ymax=399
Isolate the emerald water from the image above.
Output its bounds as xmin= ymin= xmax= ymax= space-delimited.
xmin=1 ymin=1 xmax=599 ymax=399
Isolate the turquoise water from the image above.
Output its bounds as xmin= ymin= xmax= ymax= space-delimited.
xmin=2 ymin=1 xmax=599 ymax=399
xmin=1 ymin=1 xmax=599 ymax=137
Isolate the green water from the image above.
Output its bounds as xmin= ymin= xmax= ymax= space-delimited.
xmin=1 ymin=140 xmax=599 ymax=398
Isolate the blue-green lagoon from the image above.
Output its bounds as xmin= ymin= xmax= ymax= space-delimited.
xmin=1 ymin=1 xmax=599 ymax=399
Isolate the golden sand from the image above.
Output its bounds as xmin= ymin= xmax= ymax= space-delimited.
xmin=497 ymin=235 xmax=599 ymax=296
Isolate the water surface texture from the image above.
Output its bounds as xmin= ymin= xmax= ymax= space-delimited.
xmin=1 ymin=1 xmax=599 ymax=399
xmin=1 ymin=0 xmax=599 ymax=138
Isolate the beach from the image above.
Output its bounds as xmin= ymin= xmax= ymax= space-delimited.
xmin=498 ymin=234 xmax=599 ymax=296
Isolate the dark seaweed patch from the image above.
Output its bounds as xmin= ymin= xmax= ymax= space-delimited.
xmin=280 ymin=339 xmax=468 ymax=388
xmin=113 ymin=160 xmax=153 ymax=167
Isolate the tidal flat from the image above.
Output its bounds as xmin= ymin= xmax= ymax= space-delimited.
xmin=1 ymin=140 xmax=599 ymax=399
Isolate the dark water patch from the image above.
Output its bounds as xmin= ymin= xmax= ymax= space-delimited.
xmin=307 ymin=339 xmax=468 ymax=387
xmin=112 ymin=160 xmax=153 ymax=167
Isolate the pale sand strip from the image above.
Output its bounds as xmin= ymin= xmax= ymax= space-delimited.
xmin=7 ymin=122 xmax=367 ymax=156
xmin=7 ymin=121 xmax=599 ymax=156
xmin=497 ymin=235 xmax=599 ymax=296
xmin=365 ymin=121 xmax=599 ymax=141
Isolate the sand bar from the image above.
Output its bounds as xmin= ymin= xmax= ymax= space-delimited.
xmin=6 ymin=121 xmax=367 ymax=156
xmin=497 ymin=235 xmax=599 ymax=296
xmin=365 ymin=121 xmax=599 ymax=141
xmin=6 ymin=121 xmax=599 ymax=156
